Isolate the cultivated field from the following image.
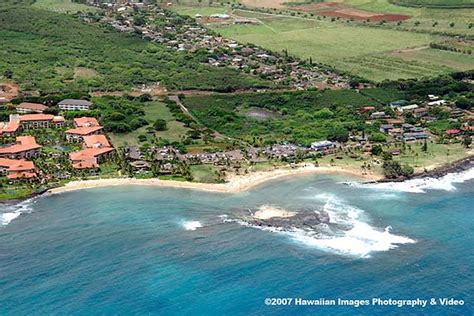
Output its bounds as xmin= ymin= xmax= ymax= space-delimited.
xmin=170 ymin=4 xmax=474 ymax=81
xmin=294 ymin=0 xmax=474 ymax=36
xmin=204 ymin=10 xmax=468 ymax=81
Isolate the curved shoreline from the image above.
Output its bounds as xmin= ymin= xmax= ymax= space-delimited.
xmin=47 ymin=165 xmax=382 ymax=195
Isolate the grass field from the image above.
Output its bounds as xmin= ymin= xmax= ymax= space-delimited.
xmin=174 ymin=4 xmax=474 ymax=81
xmin=204 ymin=10 xmax=456 ymax=81
xmin=32 ymin=0 xmax=97 ymax=13
xmin=389 ymin=48 xmax=474 ymax=72
xmin=170 ymin=5 xmax=230 ymax=17
xmin=190 ymin=165 xmax=221 ymax=183
xmin=109 ymin=101 xmax=190 ymax=147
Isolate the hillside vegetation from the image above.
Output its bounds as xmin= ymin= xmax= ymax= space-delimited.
xmin=0 ymin=5 xmax=271 ymax=94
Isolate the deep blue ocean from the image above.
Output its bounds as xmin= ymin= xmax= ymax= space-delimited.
xmin=1 ymin=172 xmax=473 ymax=315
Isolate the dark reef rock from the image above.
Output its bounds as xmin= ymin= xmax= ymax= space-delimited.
xmin=246 ymin=208 xmax=330 ymax=231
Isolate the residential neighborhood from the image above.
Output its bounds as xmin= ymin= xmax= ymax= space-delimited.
xmin=79 ymin=2 xmax=353 ymax=90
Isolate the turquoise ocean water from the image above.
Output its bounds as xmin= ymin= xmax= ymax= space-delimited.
xmin=1 ymin=171 xmax=473 ymax=315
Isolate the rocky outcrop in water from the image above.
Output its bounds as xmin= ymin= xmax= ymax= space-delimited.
xmin=246 ymin=208 xmax=330 ymax=231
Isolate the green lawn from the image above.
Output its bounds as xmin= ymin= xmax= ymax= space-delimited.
xmin=190 ymin=164 xmax=221 ymax=183
xmin=394 ymin=142 xmax=470 ymax=170
xmin=171 ymin=5 xmax=230 ymax=17
xmin=110 ymin=101 xmax=190 ymax=147
xmin=389 ymin=48 xmax=474 ymax=72
xmin=32 ymin=0 xmax=97 ymax=13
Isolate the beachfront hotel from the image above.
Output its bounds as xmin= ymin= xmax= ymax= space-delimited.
xmin=0 ymin=158 xmax=38 ymax=181
xmin=0 ymin=136 xmax=42 ymax=159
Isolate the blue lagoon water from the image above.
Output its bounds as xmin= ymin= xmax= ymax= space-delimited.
xmin=1 ymin=172 xmax=473 ymax=315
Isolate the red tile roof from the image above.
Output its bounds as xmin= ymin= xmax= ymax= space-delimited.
xmin=17 ymin=102 xmax=48 ymax=111
xmin=0 ymin=158 xmax=35 ymax=171
xmin=74 ymin=117 xmax=100 ymax=127
xmin=19 ymin=114 xmax=55 ymax=122
xmin=7 ymin=171 xmax=37 ymax=180
xmin=83 ymin=135 xmax=111 ymax=148
xmin=0 ymin=121 xmax=20 ymax=134
xmin=0 ymin=136 xmax=41 ymax=154
xmin=65 ymin=126 xmax=103 ymax=136
xmin=69 ymin=147 xmax=114 ymax=162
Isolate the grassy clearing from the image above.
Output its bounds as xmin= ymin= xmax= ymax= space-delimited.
xmin=389 ymin=48 xmax=474 ymax=71
xmin=109 ymin=101 xmax=190 ymax=147
xmin=31 ymin=0 xmax=97 ymax=13
xmin=190 ymin=165 xmax=221 ymax=183
xmin=393 ymin=142 xmax=471 ymax=170
xmin=170 ymin=5 xmax=230 ymax=16
xmin=212 ymin=15 xmax=434 ymax=60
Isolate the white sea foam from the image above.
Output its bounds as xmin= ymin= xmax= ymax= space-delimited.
xmin=224 ymin=195 xmax=415 ymax=258
xmin=348 ymin=168 xmax=474 ymax=193
xmin=182 ymin=220 xmax=203 ymax=231
xmin=0 ymin=199 xmax=35 ymax=227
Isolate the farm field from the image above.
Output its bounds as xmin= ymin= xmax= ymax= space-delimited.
xmin=389 ymin=48 xmax=474 ymax=72
xmin=170 ymin=5 xmax=474 ymax=81
xmin=203 ymin=10 xmax=455 ymax=81
xmin=295 ymin=0 xmax=474 ymax=36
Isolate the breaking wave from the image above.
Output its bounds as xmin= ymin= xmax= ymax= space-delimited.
xmin=181 ymin=220 xmax=203 ymax=231
xmin=222 ymin=195 xmax=415 ymax=258
xmin=0 ymin=199 xmax=35 ymax=227
xmin=348 ymin=168 xmax=474 ymax=193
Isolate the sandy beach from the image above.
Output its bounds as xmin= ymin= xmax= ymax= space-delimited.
xmin=48 ymin=164 xmax=382 ymax=195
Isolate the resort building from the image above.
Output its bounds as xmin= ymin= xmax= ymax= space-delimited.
xmin=82 ymin=134 xmax=111 ymax=149
xmin=11 ymin=114 xmax=65 ymax=129
xmin=0 ymin=136 xmax=42 ymax=159
xmin=58 ymin=99 xmax=93 ymax=111
xmin=73 ymin=117 xmax=100 ymax=128
xmin=65 ymin=117 xmax=103 ymax=143
xmin=311 ymin=140 xmax=336 ymax=152
xmin=0 ymin=121 xmax=21 ymax=137
xmin=66 ymin=126 xmax=104 ymax=143
xmin=0 ymin=158 xmax=38 ymax=181
xmin=16 ymin=102 xmax=48 ymax=114
xmin=69 ymin=147 xmax=114 ymax=169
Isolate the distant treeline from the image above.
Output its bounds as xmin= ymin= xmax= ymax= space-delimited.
xmin=430 ymin=42 xmax=473 ymax=55
xmin=379 ymin=70 xmax=474 ymax=99
xmin=388 ymin=0 xmax=474 ymax=9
